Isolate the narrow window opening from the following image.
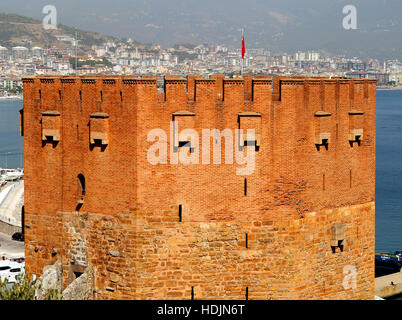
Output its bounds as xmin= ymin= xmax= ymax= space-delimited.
xmin=39 ymin=90 xmax=42 ymax=99
xmin=21 ymin=205 xmax=25 ymax=235
xmin=244 ymin=178 xmax=247 ymax=196
xmin=349 ymin=170 xmax=352 ymax=189
xmin=19 ymin=109 xmax=24 ymax=137
xmin=79 ymin=90 xmax=82 ymax=101
xmin=77 ymin=174 xmax=86 ymax=196
xmin=120 ymin=91 xmax=123 ymax=102
xmin=245 ymin=233 xmax=248 ymax=248
xmin=59 ymin=90 xmax=62 ymax=100
xmin=191 ymin=287 xmax=194 ymax=300
xmin=323 ymin=174 xmax=325 ymax=191
xmin=246 ymin=287 xmax=249 ymax=300
xmin=100 ymin=91 xmax=103 ymax=102
xmin=179 ymin=205 xmax=182 ymax=222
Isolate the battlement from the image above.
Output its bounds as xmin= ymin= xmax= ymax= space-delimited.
xmin=22 ymin=75 xmax=377 ymax=105
xmin=22 ymin=74 xmax=377 ymax=168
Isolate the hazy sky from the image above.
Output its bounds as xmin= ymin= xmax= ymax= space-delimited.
xmin=0 ymin=0 xmax=340 ymax=37
xmin=0 ymin=0 xmax=401 ymax=58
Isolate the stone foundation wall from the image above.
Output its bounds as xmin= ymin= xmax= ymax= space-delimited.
xmin=35 ymin=261 xmax=94 ymax=300
xmin=25 ymin=202 xmax=375 ymax=300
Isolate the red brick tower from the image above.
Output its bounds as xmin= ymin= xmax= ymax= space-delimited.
xmin=22 ymin=75 xmax=376 ymax=299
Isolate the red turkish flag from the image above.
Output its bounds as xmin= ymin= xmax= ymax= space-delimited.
xmin=242 ymin=31 xmax=246 ymax=59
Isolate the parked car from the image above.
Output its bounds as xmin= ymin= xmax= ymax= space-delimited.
xmin=7 ymin=263 xmax=24 ymax=283
xmin=0 ymin=260 xmax=24 ymax=284
xmin=0 ymin=260 xmax=12 ymax=282
xmin=11 ymin=232 xmax=24 ymax=242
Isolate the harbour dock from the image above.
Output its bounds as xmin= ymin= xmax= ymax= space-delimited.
xmin=375 ymin=271 xmax=402 ymax=298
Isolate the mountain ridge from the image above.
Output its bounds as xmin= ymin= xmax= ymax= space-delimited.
xmin=0 ymin=12 xmax=117 ymax=51
xmin=0 ymin=1 xmax=401 ymax=59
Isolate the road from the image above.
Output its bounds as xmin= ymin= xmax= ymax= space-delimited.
xmin=0 ymin=232 xmax=24 ymax=259
xmin=0 ymin=180 xmax=23 ymax=226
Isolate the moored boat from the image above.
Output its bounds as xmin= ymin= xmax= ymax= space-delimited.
xmin=375 ymin=251 xmax=402 ymax=277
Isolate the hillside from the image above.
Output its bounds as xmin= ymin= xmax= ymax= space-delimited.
xmin=1 ymin=1 xmax=402 ymax=59
xmin=0 ymin=13 xmax=118 ymax=51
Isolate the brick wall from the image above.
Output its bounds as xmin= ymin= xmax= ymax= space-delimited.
xmin=22 ymin=75 xmax=376 ymax=299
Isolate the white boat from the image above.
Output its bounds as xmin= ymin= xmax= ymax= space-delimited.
xmin=2 ymin=169 xmax=24 ymax=181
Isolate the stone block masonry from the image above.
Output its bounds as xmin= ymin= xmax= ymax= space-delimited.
xmin=22 ymin=75 xmax=376 ymax=299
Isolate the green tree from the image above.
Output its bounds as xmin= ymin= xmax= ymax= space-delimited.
xmin=0 ymin=272 xmax=61 ymax=300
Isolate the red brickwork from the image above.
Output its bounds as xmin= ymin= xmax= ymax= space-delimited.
xmin=22 ymin=75 xmax=376 ymax=299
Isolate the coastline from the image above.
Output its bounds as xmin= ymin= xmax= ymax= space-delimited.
xmin=0 ymin=96 xmax=23 ymax=101
xmin=377 ymin=86 xmax=402 ymax=91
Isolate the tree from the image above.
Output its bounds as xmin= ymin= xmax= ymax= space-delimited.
xmin=0 ymin=272 xmax=61 ymax=300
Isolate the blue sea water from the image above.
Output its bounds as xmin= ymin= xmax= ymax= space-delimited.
xmin=0 ymin=92 xmax=401 ymax=252
xmin=0 ymin=100 xmax=23 ymax=169
xmin=375 ymin=90 xmax=402 ymax=252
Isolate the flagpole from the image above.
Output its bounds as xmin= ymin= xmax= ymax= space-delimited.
xmin=241 ymin=28 xmax=244 ymax=75
xmin=75 ymin=31 xmax=78 ymax=75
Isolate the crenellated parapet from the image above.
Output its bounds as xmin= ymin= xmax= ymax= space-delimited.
xmin=22 ymin=74 xmax=376 ymax=111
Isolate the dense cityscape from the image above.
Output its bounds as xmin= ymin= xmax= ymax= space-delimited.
xmin=1 ymin=36 xmax=402 ymax=97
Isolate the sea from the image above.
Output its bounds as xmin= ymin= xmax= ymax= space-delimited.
xmin=0 ymin=91 xmax=401 ymax=252
xmin=375 ymin=90 xmax=402 ymax=252
xmin=0 ymin=100 xmax=23 ymax=169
